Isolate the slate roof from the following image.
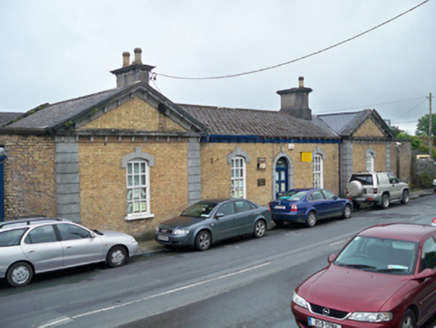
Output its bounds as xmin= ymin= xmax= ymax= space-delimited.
xmin=6 ymin=88 xmax=121 ymax=129
xmin=0 ymin=112 xmax=23 ymax=126
xmin=179 ymin=104 xmax=337 ymax=138
xmin=316 ymin=109 xmax=394 ymax=138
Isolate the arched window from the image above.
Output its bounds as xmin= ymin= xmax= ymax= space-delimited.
xmin=126 ymin=160 xmax=150 ymax=217
xmin=231 ymin=156 xmax=246 ymax=198
xmin=122 ymin=147 xmax=154 ymax=220
xmin=312 ymin=146 xmax=325 ymax=188
xmin=366 ymin=147 xmax=375 ymax=172
xmin=313 ymin=155 xmax=323 ymax=188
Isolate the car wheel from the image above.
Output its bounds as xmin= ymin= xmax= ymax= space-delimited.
xmin=400 ymin=190 xmax=409 ymax=205
xmin=342 ymin=204 xmax=352 ymax=219
xmin=253 ymin=220 xmax=266 ymax=238
xmin=305 ymin=212 xmax=316 ymax=228
xmin=195 ymin=230 xmax=211 ymax=251
xmin=107 ymin=246 xmax=128 ymax=268
xmin=400 ymin=309 xmax=416 ymax=328
xmin=7 ymin=262 xmax=33 ymax=287
xmin=380 ymin=194 xmax=390 ymax=209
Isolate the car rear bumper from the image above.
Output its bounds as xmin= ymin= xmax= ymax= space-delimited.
xmin=271 ymin=212 xmax=306 ymax=223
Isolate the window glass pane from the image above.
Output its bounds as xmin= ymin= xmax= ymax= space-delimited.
xmin=127 ymin=164 xmax=132 ymax=174
xmin=58 ymin=224 xmax=91 ymax=240
xmin=0 ymin=229 xmax=27 ymax=247
xmin=134 ymin=175 xmax=140 ymax=186
xmin=25 ymin=226 xmax=57 ymax=244
xmin=127 ymin=176 xmax=132 ymax=187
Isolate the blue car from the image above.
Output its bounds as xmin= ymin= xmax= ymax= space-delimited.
xmin=268 ymin=188 xmax=353 ymax=228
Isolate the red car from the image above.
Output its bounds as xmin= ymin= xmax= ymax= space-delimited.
xmin=291 ymin=223 xmax=436 ymax=328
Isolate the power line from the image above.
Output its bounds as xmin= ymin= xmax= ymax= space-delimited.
xmin=316 ymin=96 xmax=425 ymax=113
xmin=155 ymin=0 xmax=429 ymax=80
xmin=392 ymin=98 xmax=428 ymax=121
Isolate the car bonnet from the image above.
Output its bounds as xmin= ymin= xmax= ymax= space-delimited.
xmin=298 ymin=264 xmax=410 ymax=313
xmin=159 ymin=216 xmax=206 ymax=229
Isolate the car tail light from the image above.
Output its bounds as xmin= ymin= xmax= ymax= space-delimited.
xmin=291 ymin=203 xmax=298 ymax=212
xmin=373 ymin=187 xmax=377 ymax=194
xmin=267 ymin=203 xmax=272 ymax=212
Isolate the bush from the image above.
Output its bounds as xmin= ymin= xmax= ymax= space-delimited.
xmin=412 ymin=173 xmax=434 ymax=189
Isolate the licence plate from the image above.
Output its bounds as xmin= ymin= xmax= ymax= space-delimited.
xmin=274 ymin=205 xmax=286 ymax=210
xmin=158 ymin=235 xmax=169 ymax=242
xmin=355 ymin=198 xmax=366 ymax=201
xmin=308 ymin=317 xmax=341 ymax=328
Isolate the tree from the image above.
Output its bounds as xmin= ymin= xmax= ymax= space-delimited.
xmin=390 ymin=125 xmax=404 ymax=137
xmin=397 ymin=132 xmax=422 ymax=150
xmin=415 ymin=113 xmax=436 ymax=137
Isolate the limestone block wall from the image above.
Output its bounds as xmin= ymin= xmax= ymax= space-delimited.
xmin=353 ymin=119 xmax=385 ymax=137
xmin=78 ymin=137 xmax=189 ymax=235
xmin=79 ymin=98 xmax=185 ymax=132
xmin=352 ymin=143 xmax=386 ymax=172
xmin=0 ymin=135 xmax=56 ymax=219
xmin=200 ymin=142 xmax=340 ymax=206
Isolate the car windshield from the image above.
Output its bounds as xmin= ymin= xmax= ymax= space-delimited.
xmin=181 ymin=202 xmax=218 ymax=218
xmin=334 ymin=236 xmax=418 ymax=275
xmin=279 ymin=190 xmax=309 ymax=200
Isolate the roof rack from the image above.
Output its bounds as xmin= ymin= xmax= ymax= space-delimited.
xmin=0 ymin=217 xmax=64 ymax=229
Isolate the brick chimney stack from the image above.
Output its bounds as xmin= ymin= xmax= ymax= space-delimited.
xmin=277 ymin=77 xmax=313 ymax=120
xmin=111 ymin=48 xmax=155 ymax=88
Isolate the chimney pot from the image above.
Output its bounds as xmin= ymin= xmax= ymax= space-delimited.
xmin=133 ymin=48 xmax=143 ymax=65
xmin=122 ymin=52 xmax=130 ymax=67
xmin=298 ymin=76 xmax=304 ymax=88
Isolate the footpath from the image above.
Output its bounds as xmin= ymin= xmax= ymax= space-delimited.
xmin=135 ymin=189 xmax=435 ymax=256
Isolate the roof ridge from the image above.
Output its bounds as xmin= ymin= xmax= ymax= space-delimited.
xmin=177 ymin=103 xmax=277 ymax=113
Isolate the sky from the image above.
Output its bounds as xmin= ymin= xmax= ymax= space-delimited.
xmin=1 ymin=0 xmax=434 ymax=135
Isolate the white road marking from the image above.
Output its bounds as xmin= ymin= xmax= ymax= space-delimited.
xmin=38 ymin=262 xmax=271 ymax=327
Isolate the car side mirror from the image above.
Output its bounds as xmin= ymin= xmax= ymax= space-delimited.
xmin=328 ymin=253 xmax=337 ymax=264
xmin=215 ymin=213 xmax=224 ymax=219
xmin=90 ymin=231 xmax=96 ymax=238
xmin=415 ymin=268 xmax=436 ymax=280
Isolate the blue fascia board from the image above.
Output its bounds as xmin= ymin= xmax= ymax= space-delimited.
xmin=202 ymin=135 xmax=341 ymax=144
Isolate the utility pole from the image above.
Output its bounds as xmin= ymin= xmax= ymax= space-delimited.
xmin=429 ymin=92 xmax=433 ymax=158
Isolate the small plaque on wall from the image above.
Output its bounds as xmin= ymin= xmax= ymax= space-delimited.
xmin=301 ymin=152 xmax=313 ymax=162
xmin=257 ymin=178 xmax=266 ymax=186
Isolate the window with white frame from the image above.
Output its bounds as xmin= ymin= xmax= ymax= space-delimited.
xmin=366 ymin=154 xmax=374 ymax=172
xmin=126 ymin=160 xmax=150 ymax=217
xmin=313 ymin=154 xmax=323 ymax=188
xmin=231 ymin=156 xmax=246 ymax=198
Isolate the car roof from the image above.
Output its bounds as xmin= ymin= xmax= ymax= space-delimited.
xmin=358 ymin=223 xmax=436 ymax=242
xmin=0 ymin=217 xmax=70 ymax=230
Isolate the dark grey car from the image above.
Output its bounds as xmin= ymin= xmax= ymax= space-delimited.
xmin=155 ymin=198 xmax=271 ymax=251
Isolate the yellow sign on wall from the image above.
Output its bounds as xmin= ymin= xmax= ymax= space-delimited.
xmin=301 ymin=152 xmax=312 ymax=162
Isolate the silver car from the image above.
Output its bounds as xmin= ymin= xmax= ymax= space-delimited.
xmin=0 ymin=218 xmax=138 ymax=287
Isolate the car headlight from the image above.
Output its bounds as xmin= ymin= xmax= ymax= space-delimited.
xmin=292 ymin=292 xmax=308 ymax=309
xmin=348 ymin=312 xmax=392 ymax=322
xmin=173 ymin=228 xmax=190 ymax=236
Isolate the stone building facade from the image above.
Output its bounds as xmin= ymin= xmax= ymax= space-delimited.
xmin=0 ymin=48 xmax=410 ymax=235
